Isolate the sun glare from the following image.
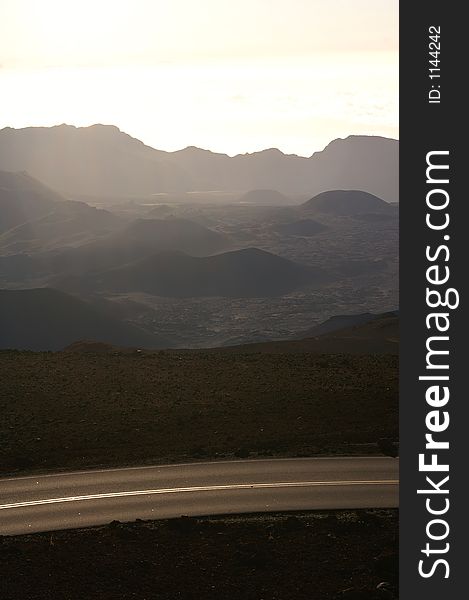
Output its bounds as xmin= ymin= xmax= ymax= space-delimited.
xmin=17 ymin=0 xmax=135 ymax=66
xmin=0 ymin=0 xmax=398 ymax=154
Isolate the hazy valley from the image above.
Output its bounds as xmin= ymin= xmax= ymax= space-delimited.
xmin=0 ymin=125 xmax=398 ymax=350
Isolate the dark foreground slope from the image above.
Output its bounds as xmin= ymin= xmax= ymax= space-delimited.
xmin=0 ymin=511 xmax=398 ymax=600
xmin=0 ymin=351 xmax=397 ymax=473
xmin=302 ymin=312 xmax=383 ymax=336
xmin=0 ymin=288 xmax=167 ymax=351
xmin=218 ymin=313 xmax=399 ymax=354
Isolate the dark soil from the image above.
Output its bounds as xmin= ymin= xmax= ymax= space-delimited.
xmin=0 ymin=510 xmax=398 ymax=600
xmin=0 ymin=351 xmax=398 ymax=475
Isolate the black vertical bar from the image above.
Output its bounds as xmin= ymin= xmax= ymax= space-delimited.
xmin=400 ymin=2 xmax=466 ymax=598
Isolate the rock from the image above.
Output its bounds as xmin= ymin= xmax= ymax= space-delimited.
xmin=336 ymin=588 xmax=376 ymax=599
xmin=376 ymin=581 xmax=397 ymax=599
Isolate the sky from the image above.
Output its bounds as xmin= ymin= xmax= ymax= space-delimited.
xmin=0 ymin=0 xmax=398 ymax=156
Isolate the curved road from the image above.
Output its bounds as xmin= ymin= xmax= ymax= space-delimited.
xmin=0 ymin=457 xmax=398 ymax=535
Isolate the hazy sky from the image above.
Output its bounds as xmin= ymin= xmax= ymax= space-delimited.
xmin=0 ymin=0 xmax=398 ymax=156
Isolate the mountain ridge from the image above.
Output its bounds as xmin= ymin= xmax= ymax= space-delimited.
xmin=0 ymin=125 xmax=399 ymax=202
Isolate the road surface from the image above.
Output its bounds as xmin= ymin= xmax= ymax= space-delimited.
xmin=0 ymin=457 xmax=398 ymax=535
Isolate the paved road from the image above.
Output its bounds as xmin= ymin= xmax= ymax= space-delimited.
xmin=0 ymin=457 xmax=398 ymax=535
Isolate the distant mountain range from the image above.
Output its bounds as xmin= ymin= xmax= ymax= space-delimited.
xmin=0 ymin=130 xmax=398 ymax=350
xmin=0 ymin=125 xmax=399 ymax=202
xmin=0 ymin=288 xmax=168 ymax=351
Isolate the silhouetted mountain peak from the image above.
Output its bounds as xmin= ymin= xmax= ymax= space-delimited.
xmin=316 ymin=134 xmax=398 ymax=156
xmin=240 ymin=147 xmax=287 ymax=158
xmin=87 ymin=123 xmax=121 ymax=133
xmin=175 ymin=146 xmax=224 ymax=157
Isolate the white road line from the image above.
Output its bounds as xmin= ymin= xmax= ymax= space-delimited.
xmin=0 ymin=456 xmax=398 ymax=482
xmin=0 ymin=480 xmax=398 ymax=510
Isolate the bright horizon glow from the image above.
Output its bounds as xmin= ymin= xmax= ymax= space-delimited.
xmin=0 ymin=0 xmax=398 ymax=156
